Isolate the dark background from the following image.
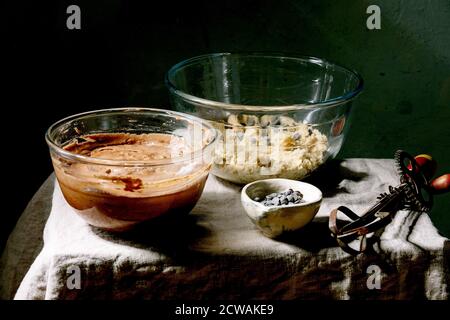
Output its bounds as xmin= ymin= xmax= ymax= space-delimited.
xmin=1 ymin=0 xmax=449 ymax=251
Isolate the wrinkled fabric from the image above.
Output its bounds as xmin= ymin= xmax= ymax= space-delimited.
xmin=1 ymin=159 xmax=448 ymax=300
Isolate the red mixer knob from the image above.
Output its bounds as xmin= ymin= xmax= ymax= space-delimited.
xmin=430 ymin=174 xmax=450 ymax=194
xmin=407 ymin=154 xmax=437 ymax=180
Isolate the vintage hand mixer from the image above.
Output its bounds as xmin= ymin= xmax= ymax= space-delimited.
xmin=329 ymin=150 xmax=450 ymax=254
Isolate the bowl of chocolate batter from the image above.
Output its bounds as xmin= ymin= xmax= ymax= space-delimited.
xmin=46 ymin=108 xmax=217 ymax=231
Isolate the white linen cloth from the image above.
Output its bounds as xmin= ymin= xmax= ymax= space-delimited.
xmin=1 ymin=159 xmax=448 ymax=300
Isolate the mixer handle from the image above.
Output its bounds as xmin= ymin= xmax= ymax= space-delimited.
xmin=430 ymin=174 xmax=450 ymax=194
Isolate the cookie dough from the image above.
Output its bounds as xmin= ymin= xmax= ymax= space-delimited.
xmin=212 ymin=115 xmax=328 ymax=184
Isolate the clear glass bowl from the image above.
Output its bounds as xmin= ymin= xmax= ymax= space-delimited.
xmin=166 ymin=53 xmax=363 ymax=184
xmin=46 ymin=108 xmax=217 ymax=231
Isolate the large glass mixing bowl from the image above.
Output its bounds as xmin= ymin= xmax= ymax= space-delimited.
xmin=166 ymin=53 xmax=363 ymax=184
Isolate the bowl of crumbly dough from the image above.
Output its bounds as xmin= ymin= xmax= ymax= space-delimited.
xmin=166 ymin=53 xmax=363 ymax=184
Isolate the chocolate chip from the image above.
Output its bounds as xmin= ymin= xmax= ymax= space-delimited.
xmin=260 ymin=189 xmax=305 ymax=206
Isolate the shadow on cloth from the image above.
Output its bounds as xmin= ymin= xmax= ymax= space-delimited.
xmin=0 ymin=175 xmax=55 ymax=300
xmin=91 ymin=212 xmax=210 ymax=261
xmin=305 ymin=159 xmax=369 ymax=197
xmin=274 ymin=216 xmax=337 ymax=252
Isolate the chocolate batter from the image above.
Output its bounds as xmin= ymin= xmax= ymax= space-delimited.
xmin=52 ymin=133 xmax=210 ymax=231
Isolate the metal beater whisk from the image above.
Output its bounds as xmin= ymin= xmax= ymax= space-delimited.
xmin=329 ymin=150 xmax=450 ymax=254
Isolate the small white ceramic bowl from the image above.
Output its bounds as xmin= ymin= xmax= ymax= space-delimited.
xmin=241 ymin=178 xmax=322 ymax=238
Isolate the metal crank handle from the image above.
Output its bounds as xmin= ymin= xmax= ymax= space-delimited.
xmin=339 ymin=187 xmax=404 ymax=233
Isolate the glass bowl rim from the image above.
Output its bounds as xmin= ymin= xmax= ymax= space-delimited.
xmin=45 ymin=107 xmax=218 ymax=167
xmin=165 ymin=52 xmax=364 ymax=112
